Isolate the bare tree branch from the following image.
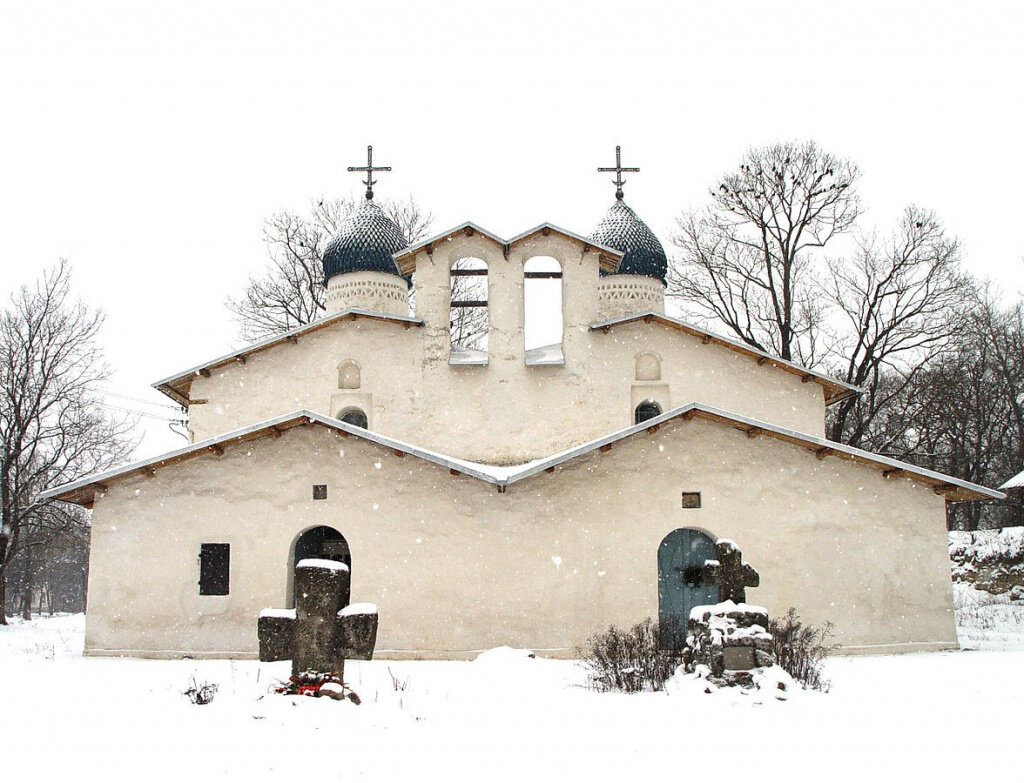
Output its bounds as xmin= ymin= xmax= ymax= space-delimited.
xmin=668 ymin=140 xmax=860 ymax=364
xmin=0 ymin=261 xmax=135 ymax=621
xmin=226 ymin=196 xmax=435 ymax=343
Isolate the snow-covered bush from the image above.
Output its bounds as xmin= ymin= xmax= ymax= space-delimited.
xmin=768 ymin=609 xmax=836 ymax=692
xmin=577 ymin=618 xmax=683 ymax=693
xmin=949 ymin=529 xmax=1024 ymax=594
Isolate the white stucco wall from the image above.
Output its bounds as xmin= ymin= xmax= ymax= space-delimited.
xmin=83 ymin=418 xmax=956 ymax=659
xmin=185 ymin=236 xmax=827 ymax=461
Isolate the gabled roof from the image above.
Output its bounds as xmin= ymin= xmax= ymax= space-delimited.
xmin=1001 ymin=469 xmax=1024 ymax=490
xmin=591 ymin=312 xmax=860 ymax=406
xmin=392 ymin=221 xmax=623 ymax=276
xmin=153 ymin=309 xmax=423 ymax=406
xmin=41 ymin=404 xmax=1002 ymax=508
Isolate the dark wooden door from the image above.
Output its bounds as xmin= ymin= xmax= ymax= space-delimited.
xmin=658 ymin=528 xmax=719 ymax=649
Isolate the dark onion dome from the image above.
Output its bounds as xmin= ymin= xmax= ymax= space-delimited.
xmin=588 ymin=200 xmax=668 ymax=284
xmin=322 ymin=199 xmax=409 ymax=285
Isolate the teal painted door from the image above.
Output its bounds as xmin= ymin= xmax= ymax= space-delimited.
xmin=658 ymin=529 xmax=719 ymax=649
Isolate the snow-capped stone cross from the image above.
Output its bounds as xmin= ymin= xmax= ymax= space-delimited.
xmin=703 ymin=539 xmax=760 ymax=603
xmin=258 ymin=558 xmax=378 ymax=678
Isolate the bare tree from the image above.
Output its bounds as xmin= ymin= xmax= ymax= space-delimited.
xmin=824 ymin=207 xmax=969 ymax=446
xmin=668 ymin=141 xmax=860 ymax=365
xmin=0 ymin=262 xmax=134 ymax=622
xmin=227 ymin=196 xmax=434 ymax=342
xmin=844 ymin=291 xmax=1024 ymax=529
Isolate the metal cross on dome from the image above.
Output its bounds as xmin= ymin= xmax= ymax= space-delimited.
xmin=598 ymin=145 xmax=640 ymax=201
xmin=347 ymin=145 xmax=392 ymax=200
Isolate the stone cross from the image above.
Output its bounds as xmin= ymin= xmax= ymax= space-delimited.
xmin=258 ymin=559 xmax=378 ymax=678
xmin=703 ymin=539 xmax=760 ymax=603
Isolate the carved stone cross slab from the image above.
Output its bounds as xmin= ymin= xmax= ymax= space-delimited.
xmin=703 ymin=539 xmax=760 ymax=603
xmin=258 ymin=558 xmax=378 ymax=678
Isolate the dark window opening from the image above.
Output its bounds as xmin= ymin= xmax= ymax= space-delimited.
xmin=681 ymin=492 xmax=702 ymax=509
xmin=634 ymin=400 xmax=662 ymax=425
xmin=199 ymin=543 xmax=230 ymax=595
xmin=313 ymin=484 xmax=327 ymax=500
xmin=338 ymin=407 xmax=368 ymax=429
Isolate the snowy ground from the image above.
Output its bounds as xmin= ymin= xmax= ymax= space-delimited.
xmin=1 ymin=614 xmax=1022 ymax=782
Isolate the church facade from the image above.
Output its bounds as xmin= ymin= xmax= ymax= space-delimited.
xmin=44 ymin=152 xmax=1002 ymax=659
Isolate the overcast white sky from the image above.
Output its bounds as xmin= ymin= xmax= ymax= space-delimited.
xmin=1 ymin=1 xmax=1022 ymax=457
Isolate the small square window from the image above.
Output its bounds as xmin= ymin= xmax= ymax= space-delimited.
xmin=199 ymin=543 xmax=230 ymax=595
xmin=681 ymin=492 xmax=702 ymax=509
xmin=313 ymin=484 xmax=328 ymax=500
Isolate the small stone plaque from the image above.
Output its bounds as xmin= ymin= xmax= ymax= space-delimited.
xmin=313 ymin=484 xmax=327 ymax=500
xmin=681 ymin=492 xmax=701 ymax=509
xmin=722 ymin=645 xmax=757 ymax=671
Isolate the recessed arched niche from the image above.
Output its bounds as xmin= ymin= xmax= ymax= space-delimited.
xmin=635 ymin=353 xmax=661 ymax=382
xmin=337 ymin=359 xmax=361 ymax=390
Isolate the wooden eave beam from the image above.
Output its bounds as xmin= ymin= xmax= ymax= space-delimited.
xmin=815 ymin=447 xmax=834 ymax=460
xmin=746 ymin=427 xmax=762 ymax=439
xmin=207 ymin=444 xmax=224 ymax=456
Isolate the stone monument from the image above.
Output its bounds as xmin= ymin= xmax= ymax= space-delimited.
xmin=258 ymin=558 xmax=379 ymax=681
xmin=686 ymin=539 xmax=774 ymax=681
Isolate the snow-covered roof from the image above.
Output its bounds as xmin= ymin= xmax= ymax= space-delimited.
xmin=40 ymin=404 xmax=1004 ymax=508
xmin=1001 ymin=469 xmax=1024 ymax=490
xmin=153 ymin=309 xmax=423 ymax=406
xmin=591 ymin=312 xmax=861 ymax=405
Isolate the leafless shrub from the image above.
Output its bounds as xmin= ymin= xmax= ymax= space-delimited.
xmin=769 ymin=608 xmax=837 ymax=692
xmin=577 ymin=618 xmax=683 ymax=693
xmin=183 ymin=677 xmax=219 ymax=705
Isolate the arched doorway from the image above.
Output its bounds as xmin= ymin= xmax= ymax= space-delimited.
xmin=657 ymin=528 xmax=719 ymax=649
xmin=634 ymin=400 xmax=662 ymax=425
xmin=290 ymin=526 xmax=351 ymax=606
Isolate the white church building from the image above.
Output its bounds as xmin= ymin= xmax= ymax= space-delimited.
xmin=44 ymin=149 xmax=1002 ymax=659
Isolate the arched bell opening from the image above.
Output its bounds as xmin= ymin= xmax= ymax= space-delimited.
xmin=524 ymin=255 xmax=563 ymax=364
